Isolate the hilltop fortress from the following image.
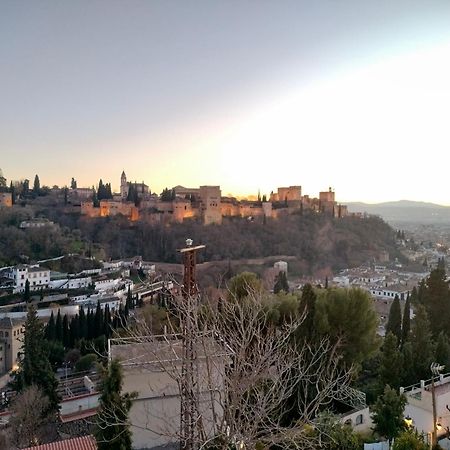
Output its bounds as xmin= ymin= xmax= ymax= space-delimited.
xmin=79 ymin=171 xmax=348 ymax=225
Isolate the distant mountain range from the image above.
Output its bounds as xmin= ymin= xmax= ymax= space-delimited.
xmin=346 ymin=200 xmax=450 ymax=224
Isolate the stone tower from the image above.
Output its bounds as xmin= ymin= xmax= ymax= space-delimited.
xmin=120 ymin=171 xmax=127 ymax=200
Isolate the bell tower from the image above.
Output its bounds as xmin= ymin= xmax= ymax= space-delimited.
xmin=120 ymin=171 xmax=127 ymax=199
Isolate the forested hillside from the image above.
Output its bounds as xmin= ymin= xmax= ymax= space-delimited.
xmin=0 ymin=206 xmax=402 ymax=276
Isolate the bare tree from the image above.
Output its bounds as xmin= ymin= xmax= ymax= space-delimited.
xmin=8 ymin=385 xmax=54 ymax=449
xmin=107 ymin=282 xmax=356 ymax=450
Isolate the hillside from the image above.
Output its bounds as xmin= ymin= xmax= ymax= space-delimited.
xmin=70 ymin=211 xmax=402 ymax=277
xmin=347 ymin=200 xmax=450 ymax=224
xmin=0 ymin=207 xmax=403 ymax=278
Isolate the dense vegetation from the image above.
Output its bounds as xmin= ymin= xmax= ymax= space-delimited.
xmin=0 ymin=205 xmax=403 ymax=277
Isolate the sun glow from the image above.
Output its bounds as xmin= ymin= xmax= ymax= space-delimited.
xmin=214 ymin=41 xmax=450 ymax=202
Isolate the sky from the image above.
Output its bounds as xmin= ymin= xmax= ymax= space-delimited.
xmin=2 ymin=1 xmax=450 ymax=204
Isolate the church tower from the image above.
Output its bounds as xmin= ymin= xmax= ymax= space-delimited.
xmin=120 ymin=171 xmax=127 ymax=199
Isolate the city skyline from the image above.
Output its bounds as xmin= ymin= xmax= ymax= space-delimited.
xmin=2 ymin=1 xmax=450 ymax=204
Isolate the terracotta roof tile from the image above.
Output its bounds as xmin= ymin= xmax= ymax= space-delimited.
xmin=22 ymin=435 xmax=97 ymax=450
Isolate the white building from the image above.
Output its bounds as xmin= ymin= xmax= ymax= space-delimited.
xmin=369 ymin=284 xmax=410 ymax=300
xmin=19 ymin=218 xmax=55 ymax=229
xmin=110 ymin=335 xmax=227 ymax=449
xmin=402 ymin=372 xmax=450 ymax=444
xmin=10 ymin=265 xmax=50 ymax=293
xmin=48 ymin=276 xmax=92 ymax=290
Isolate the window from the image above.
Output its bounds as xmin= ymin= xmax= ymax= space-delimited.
xmin=5 ymin=332 xmax=8 ymax=338
xmin=356 ymin=414 xmax=364 ymax=425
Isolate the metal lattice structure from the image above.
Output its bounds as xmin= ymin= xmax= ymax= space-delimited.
xmin=179 ymin=240 xmax=205 ymax=450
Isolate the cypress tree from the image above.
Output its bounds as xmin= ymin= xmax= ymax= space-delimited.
xmin=103 ymin=304 xmax=111 ymax=339
xmin=69 ymin=315 xmax=79 ymax=349
xmin=87 ymin=309 xmax=94 ymax=340
xmin=371 ymin=385 xmax=407 ymax=445
xmin=386 ymin=295 xmax=402 ymax=344
xmin=45 ymin=311 xmax=56 ymax=341
xmin=296 ymin=284 xmax=317 ymax=341
xmin=23 ymin=280 xmax=30 ymax=303
xmin=124 ymin=300 xmax=129 ymax=319
xmin=13 ymin=306 xmax=60 ymax=412
xmin=79 ymin=307 xmax=87 ymax=339
xmin=95 ymin=359 xmax=136 ymax=449
xmin=94 ymin=301 xmax=103 ymax=339
xmin=62 ymin=315 xmax=69 ymax=348
xmin=9 ymin=181 xmax=15 ymax=204
xmin=379 ymin=332 xmax=403 ymax=390
xmin=401 ymin=295 xmax=411 ymax=346
xmin=417 ymin=279 xmax=426 ymax=304
xmin=274 ymin=271 xmax=289 ymax=294
xmin=55 ymin=310 xmax=62 ymax=343
xmin=118 ymin=304 xmax=125 ymax=328
xmin=410 ymin=304 xmax=435 ymax=381
xmin=126 ymin=287 xmax=133 ymax=310
xmin=33 ymin=174 xmax=40 ymax=193
xmin=435 ymin=331 xmax=450 ymax=371
xmin=424 ymin=267 xmax=450 ymax=338
xmin=401 ymin=341 xmax=416 ymax=387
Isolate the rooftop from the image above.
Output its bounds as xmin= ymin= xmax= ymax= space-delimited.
xmin=22 ymin=435 xmax=96 ymax=450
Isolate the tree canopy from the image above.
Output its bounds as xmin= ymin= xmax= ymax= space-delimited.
xmin=314 ymin=287 xmax=379 ymax=366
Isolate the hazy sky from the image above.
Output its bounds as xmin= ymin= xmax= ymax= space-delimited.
xmin=2 ymin=1 xmax=450 ymax=203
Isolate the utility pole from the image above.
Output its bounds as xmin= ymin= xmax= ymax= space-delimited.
xmin=430 ymin=362 xmax=444 ymax=448
xmin=179 ymin=239 xmax=205 ymax=450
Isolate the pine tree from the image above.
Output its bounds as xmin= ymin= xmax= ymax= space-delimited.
xmin=386 ymin=295 xmax=402 ymax=344
xmin=13 ymin=306 xmax=60 ymax=412
xmin=95 ymin=360 xmax=136 ymax=449
xmin=401 ymin=295 xmax=411 ymax=346
xmin=379 ymin=332 xmax=403 ymax=390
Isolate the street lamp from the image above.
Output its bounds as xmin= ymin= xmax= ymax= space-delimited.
xmin=431 ymin=362 xmax=445 ymax=447
xmin=404 ymin=415 xmax=414 ymax=428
